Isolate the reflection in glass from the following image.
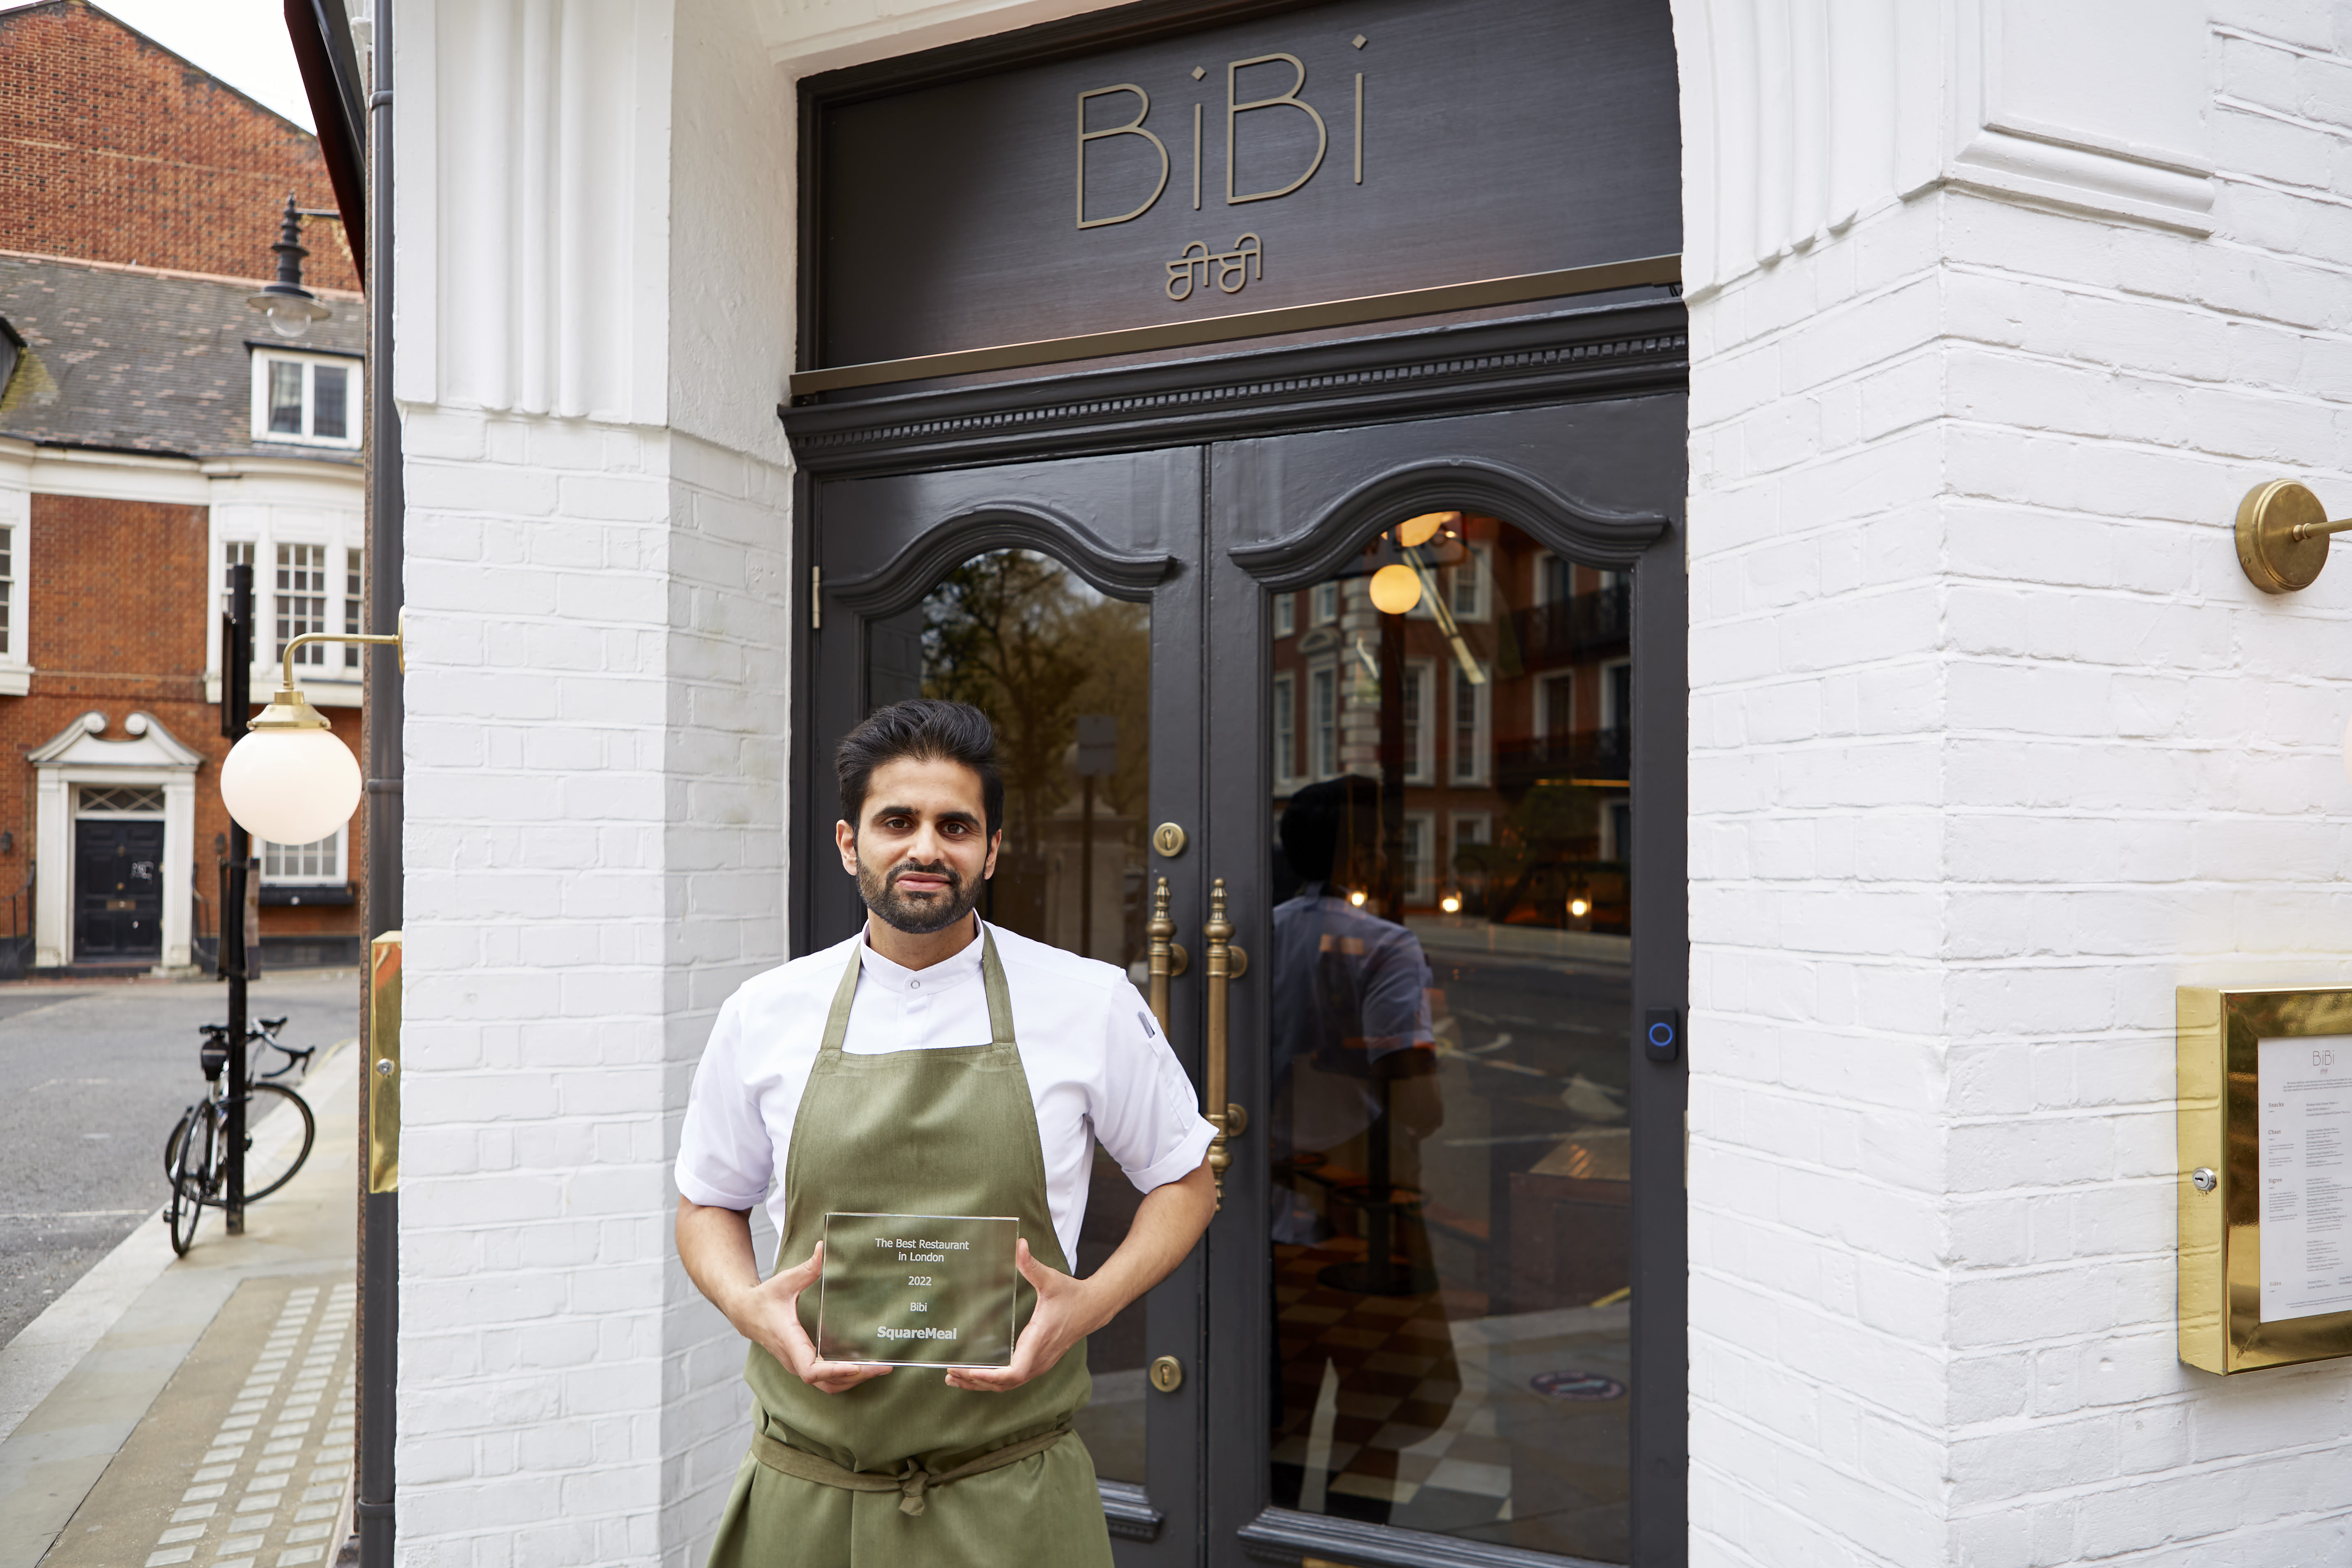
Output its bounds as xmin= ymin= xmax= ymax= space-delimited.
xmin=868 ymin=549 xmax=1154 ymax=1482
xmin=1266 ymin=514 xmax=1633 ymax=1561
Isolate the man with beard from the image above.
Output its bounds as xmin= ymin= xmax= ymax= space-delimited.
xmin=676 ymin=697 xmax=1217 ymax=1567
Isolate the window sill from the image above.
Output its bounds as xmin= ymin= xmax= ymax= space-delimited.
xmin=261 ymin=883 xmax=355 ymax=906
xmin=0 ymin=665 xmax=30 ymax=697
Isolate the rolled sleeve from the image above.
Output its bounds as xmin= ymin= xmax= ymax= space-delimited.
xmin=675 ymin=992 xmax=772 ymax=1211
xmin=1095 ymin=996 xmax=1217 ymax=1194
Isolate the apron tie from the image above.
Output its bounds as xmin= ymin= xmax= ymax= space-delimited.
xmin=751 ymin=1420 xmax=1073 ymax=1517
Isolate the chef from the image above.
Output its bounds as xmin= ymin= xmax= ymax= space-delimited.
xmin=676 ymin=697 xmax=1218 ymax=1567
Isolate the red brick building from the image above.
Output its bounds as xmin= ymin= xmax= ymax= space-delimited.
xmin=0 ymin=0 xmax=366 ymax=973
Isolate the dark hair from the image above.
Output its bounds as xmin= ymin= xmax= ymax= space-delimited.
xmin=1278 ymin=775 xmax=1381 ymax=883
xmin=836 ymin=698 xmax=1005 ymax=838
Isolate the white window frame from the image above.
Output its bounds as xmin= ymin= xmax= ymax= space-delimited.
xmin=1401 ymin=658 xmax=1435 ymax=785
xmin=1450 ymin=665 xmax=1490 ymax=786
xmin=1448 ymin=542 xmax=1493 ymax=623
xmin=261 ymin=826 xmax=348 ymax=885
xmin=210 ymin=522 xmax=363 ymax=709
xmin=275 ymin=542 xmax=331 ymax=667
xmin=249 ymin=349 xmax=362 ymax=449
xmin=1308 ymin=661 xmax=1339 ymax=781
xmin=1400 ymin=811 xmax=1435 ymax=905
xmin=1449 ymin=812 xmax=1491 ymax=857
xmin=1271 ymin=670 xmax=1298 ymax=787
xmin=344 ymin=546 xmax=364 ymax=669
xmin=1448 ymin=812 xmax=1490 ymax=892
xmin=1602 ymin=656 xmax=1633 ymax=731
xmin=1310 ymin=581 xmax=1340 ymax=627
xmin=1532 ymin=549 xmax=1563 ymax=606
xmin=0 ymin=507 xmax=30 ymax=694
xmin=1273 ymin=592 xmax=1296 ymax=639
xmin=1539 ymin=671 xmax=1574 ymax=740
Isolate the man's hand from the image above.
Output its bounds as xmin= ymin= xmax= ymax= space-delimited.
xmin=946 ymin=1158 xmax=1215 ymax=1394
xmin=676 ymin=1202 xmax=892 ymax=1397
xmin=732 ymin=1241 xmax=893 ymax=1395
xmin=944 ymin=1240 xmax=1106 ymax=1393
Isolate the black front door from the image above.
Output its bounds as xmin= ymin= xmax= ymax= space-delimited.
xmin=76 ymin=817 xmax=164 ymax=960
xmin=794 ymin=316 xmax=1688 ymax=1566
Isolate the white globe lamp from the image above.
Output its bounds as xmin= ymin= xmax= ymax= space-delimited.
xmin=221 ymin=612 xmax=402 ymax=844
xmin=223 ymin=715 xmax=362 ymax=844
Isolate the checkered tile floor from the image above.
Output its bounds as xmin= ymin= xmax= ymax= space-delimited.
xmin=1271 ymin=1238 xmax=1632 ymax=1560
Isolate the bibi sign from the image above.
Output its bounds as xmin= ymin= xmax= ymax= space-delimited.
xmin=807 ymin=0 xmax=1679 ymax=374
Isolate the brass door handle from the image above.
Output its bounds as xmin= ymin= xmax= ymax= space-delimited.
xmin=1203 ymin=878 xmax=1240 ymax=1211
xmin=1146 ymin=877 xmax=1188 ymax=1033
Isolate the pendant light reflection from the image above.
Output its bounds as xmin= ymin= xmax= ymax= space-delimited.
xmin=1395 ymin=510 xmax=1457 ymax=549
xmin=1368 ymin=563 xmax=1422 ymax=614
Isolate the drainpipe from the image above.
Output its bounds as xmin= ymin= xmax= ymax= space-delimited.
xmin=357 ymin=0 xmax=401 ymax=1560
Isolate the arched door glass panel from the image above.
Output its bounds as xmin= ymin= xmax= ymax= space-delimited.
xmin=1264 ymin=512 xmax=1632 ymax=1562
xmin=868 ymin=546 xmax=1157 ymax=1483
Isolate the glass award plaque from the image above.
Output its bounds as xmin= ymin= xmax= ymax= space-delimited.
xmin=815 ymin=1212 xmax=1021 ymax=1368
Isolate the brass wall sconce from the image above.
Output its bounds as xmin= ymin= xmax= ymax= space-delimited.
xmin=220 ymin=614 xmax=404 ymax=844
xmin=2235 ymin=480 xmax=2352 ymax=593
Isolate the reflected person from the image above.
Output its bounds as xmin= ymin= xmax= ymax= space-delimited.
xmin=1267 ymin=775 xmax=1444 ymax=1269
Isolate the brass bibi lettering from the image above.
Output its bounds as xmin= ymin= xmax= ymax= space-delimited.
xmin=1166 ymin=233 xmax=1263 ymax=300
xmin=1074 ymin=48 xmax=1361 ymax=230
xmin=1076 ymin=84 xmax=1169 ymax=229
xmin=1227 ymin=53 xmax=1325 ymax=205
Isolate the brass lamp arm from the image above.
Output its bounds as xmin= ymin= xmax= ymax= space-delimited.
xmin=2288 ymin=514 xmax=2352 ymax=544
xmin=244 ymin=615 xmax=408 ymax=733
xmin=277 ymin=616 xmax=407 ymax=692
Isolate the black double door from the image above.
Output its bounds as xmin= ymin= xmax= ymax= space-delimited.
xmin=798 ymin=361 xmax=1687 ymax=1566
xmin=76 ymin=817 xmax=164 ymax=960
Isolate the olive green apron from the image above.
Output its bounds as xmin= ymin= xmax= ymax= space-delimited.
xmin=705 ymin=928 xmax=1110 ymax=1568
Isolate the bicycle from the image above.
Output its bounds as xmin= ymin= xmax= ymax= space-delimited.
xmin=163 ymin=1015 xmax=317 ymax=1256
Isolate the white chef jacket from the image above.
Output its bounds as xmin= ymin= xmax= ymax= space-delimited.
xmin=676 ymin=919 xmax=1216 ymax=1268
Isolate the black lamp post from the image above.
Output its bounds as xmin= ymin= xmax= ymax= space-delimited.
xmin=218 ymin=565 xmax=256 ymax=1232
xmin=247 ymin=194 xmax=334 ymax=341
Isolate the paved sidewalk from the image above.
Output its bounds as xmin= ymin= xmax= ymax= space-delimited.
xmin=0 ymin=1037 xmax=360 ymax=1568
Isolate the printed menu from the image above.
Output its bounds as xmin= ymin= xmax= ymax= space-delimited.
xmin=2259 ymin=1033 xmax=2352 ymax=1321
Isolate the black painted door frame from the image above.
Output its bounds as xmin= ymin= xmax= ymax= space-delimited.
xmin=785 ymin=293 xmax=1689 ymax=1568
xmin=1201 ymin=401 xmax=1687 ymax=1568
xmin=802 ymin=447 xmax=1213 ymax=1561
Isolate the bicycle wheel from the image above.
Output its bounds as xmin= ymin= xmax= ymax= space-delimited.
xmin=168 ymin=1109 xmax=214 ymax=1256
xmin=163 ymin=1110 xmax=189 ymax=1181
xmin=240 ymin=1081 xmax=315 ymax=1201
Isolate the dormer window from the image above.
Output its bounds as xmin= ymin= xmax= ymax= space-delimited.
xmin=251 ymin=349 xmax=360 ymax=448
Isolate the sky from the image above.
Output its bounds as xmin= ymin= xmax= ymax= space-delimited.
xmin=6 ymin=0 xmax=319 ymax=131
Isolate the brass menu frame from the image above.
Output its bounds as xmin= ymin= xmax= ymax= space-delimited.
xmin=2177 ymin=985 xmax=2352 ymax=1374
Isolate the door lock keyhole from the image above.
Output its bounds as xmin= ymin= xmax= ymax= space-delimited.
xmin=1149 ymin=1355 xmax=1183 ymax=1393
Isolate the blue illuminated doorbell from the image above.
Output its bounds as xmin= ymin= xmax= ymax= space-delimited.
xmin=1643 ymin=1008 xmax=1681 ymax=1063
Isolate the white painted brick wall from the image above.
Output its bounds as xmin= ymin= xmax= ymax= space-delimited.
xmin=397 ymin=413 xmax=789 ymax=1568
xmin=1690 ymin=8 xmax=2352 ymax=1566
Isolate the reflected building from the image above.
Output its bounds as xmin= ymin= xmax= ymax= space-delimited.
xmin=1264 ymin=514 xmax=1636 ymax=1560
